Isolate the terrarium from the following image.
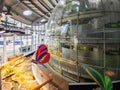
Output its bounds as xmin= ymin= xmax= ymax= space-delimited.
xmin=46 ymin=0 xmax=120 ymax=82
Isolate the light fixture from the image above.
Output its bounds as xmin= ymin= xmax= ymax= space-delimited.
xmin=41 ymin=19 xmax=46 ymax=22
xmin=60 ymin=0 xmax=66 ymax=6
xmin=23 ymin=10 xmax=32 ymax=16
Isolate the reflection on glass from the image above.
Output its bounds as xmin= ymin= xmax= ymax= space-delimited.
xmin=46 ymin=0 xmax=120 ymax=81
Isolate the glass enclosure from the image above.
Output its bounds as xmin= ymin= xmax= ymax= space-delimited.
xmin=46 ymin=0 xmax=120 ymax=82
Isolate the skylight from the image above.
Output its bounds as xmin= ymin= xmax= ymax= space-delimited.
xmin=23 ymin=10 xmax=32 ymax=16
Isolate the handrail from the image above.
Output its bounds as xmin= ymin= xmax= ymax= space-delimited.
xmin=33 ymin=79 xmax=52 ymax=90
xmin=32 ymin=63 xmax=53 ymax=90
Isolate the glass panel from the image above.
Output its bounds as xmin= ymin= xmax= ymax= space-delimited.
xmin=6 ymin=36 xmax=14 ymax=57
xmin=46 ymin=0 xmax=120 ymax=81
xmin=14 ymin=36 xmax=22 ymax=55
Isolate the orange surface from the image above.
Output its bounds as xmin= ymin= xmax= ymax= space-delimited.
xmin=8 ymin=53 xmax=24 ymax=61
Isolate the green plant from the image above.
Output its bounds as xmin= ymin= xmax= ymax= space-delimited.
xmin=82 ymin=64 xmax=113 ymax=90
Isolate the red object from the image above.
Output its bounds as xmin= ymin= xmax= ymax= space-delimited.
xmin=36 ymin=44 xmax=50 ymax=64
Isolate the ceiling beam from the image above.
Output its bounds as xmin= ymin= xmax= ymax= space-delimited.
xmin=52 ymin=0 xmax=57 ymax=5
xmin=5 ymin=4 xmax=32 ymax=24
xmin=55 ymin=0 xmax=58 ymax=3
xmin=10 ymin=1 xmax=19 ymax=7
xmin=32 ymin=17 xmax=48 ymax=24
xmin=42 ymin=0 xmax=54 ymax=9
xmin=33 ymin=0 xmax=51 ymax=15
xmin=18 ymin=0 xmax=41 ymax=18
xmin=37 ymin=0 xmax=51 ymax=13
xmin=29 ymin=0 xmax=49 ymax=19
xmin=48 ymin=0 xmax=56 ymax=7
xmin=38 ymin=0 xmax=51 ymax=10
xmin=11 ymin=10 xmax=32 ymax=24
xmin=22 ymin=1 xmax=49 ymax=20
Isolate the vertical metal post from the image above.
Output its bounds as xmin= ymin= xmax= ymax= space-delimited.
xmin=26 ymin=26 xmax=28 ymax=52
xmin=3 ymin=16 xmax=8 ymax=62
xmin=35 ymin=26 xmax=36 ymax=50
xmin=3 ymin=36 xmax=7 ymax=63
xmin=100 ymin=0 xmax=106 ymax=76
xmin=36 ymin=25 xmax=38 ymax=47
xmin=76 ymin=10 xmax=80 ymax=82
xmin=40 ymin=23 xmax=42 ymax=44
xmin=20 ymin=22 xmax=22 ymax=53
xmin=31 ymin=25 xmax=33 ymax=51
xmin=103 ymin=13 xmax=106 ymax=77
xmin=13 ymin=20 xmax=16 ymax=55
xmin=38 ymin=24 xmax=40 ymax=46
xmin=39 ymin=24 xmax=41 ymax=45
xmin=43 ymin=23 xmax=45 ymax=44
xmin=13 ymin=35 xmax=15 ymax=55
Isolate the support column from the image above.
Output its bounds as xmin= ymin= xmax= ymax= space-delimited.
xmin=3 ymin=36 xmax=7 ymax=63
xmin=38 ymin=26 xmax=40 ymax=46
xmin=43 ymin=23 xmax=45 ymax=44
xmin=40 ymin=24 xmax=42 ymax=44
xmin=20 ymin=22 xmax=22 ymax=53
xmin=26 ymin=27 xmax=28 ymax=52
xmin=13 ymin=35 xmax=15 ymax=55
xmin=41 ymin=24 xmax=43 ymax=44
xmin=31 ymin=25 xmax=33 ymax=51
xmin=13 ymin=20 xmax=16 ymax=55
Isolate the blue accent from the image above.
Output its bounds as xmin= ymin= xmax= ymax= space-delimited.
xmin=41 ymin=48 xmax=47 ymax=52
xmin=36 ymin=52 xmax=48 ymax=62
xmin=33 ymin=60 xmax=47 ymax=68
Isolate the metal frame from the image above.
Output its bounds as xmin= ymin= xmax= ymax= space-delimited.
xmin=55 ymin=0 xmax=58 ymax=3
xmin=18 ymin=0 xmax=41 ymax=18
xmin=48 ymin=0 xmax=56 ymax=7
xmin=37 ymin=0 xmax=52 ymax=13
xmin=28 ymin=0 xmax=49 ymax=19
xmin=4 ymin=0 xmax=58 ymax=24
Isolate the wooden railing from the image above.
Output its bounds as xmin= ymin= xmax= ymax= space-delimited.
xmin=33 ymin=79 xmax=52 ymax=90
xmin=32 ymin=63 xmax=53 ymax=90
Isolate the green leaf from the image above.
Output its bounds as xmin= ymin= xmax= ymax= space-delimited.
xmin=82 ymin=64 xmax=105 ymax=88
xmin=104 ymin=76 xmax=113 ymax=90
xmin=89 ymin=66 xmax=105 ymax=88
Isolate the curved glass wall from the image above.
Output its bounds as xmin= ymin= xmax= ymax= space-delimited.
xmin=46 ymin=0 xmax=120 ymax=82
